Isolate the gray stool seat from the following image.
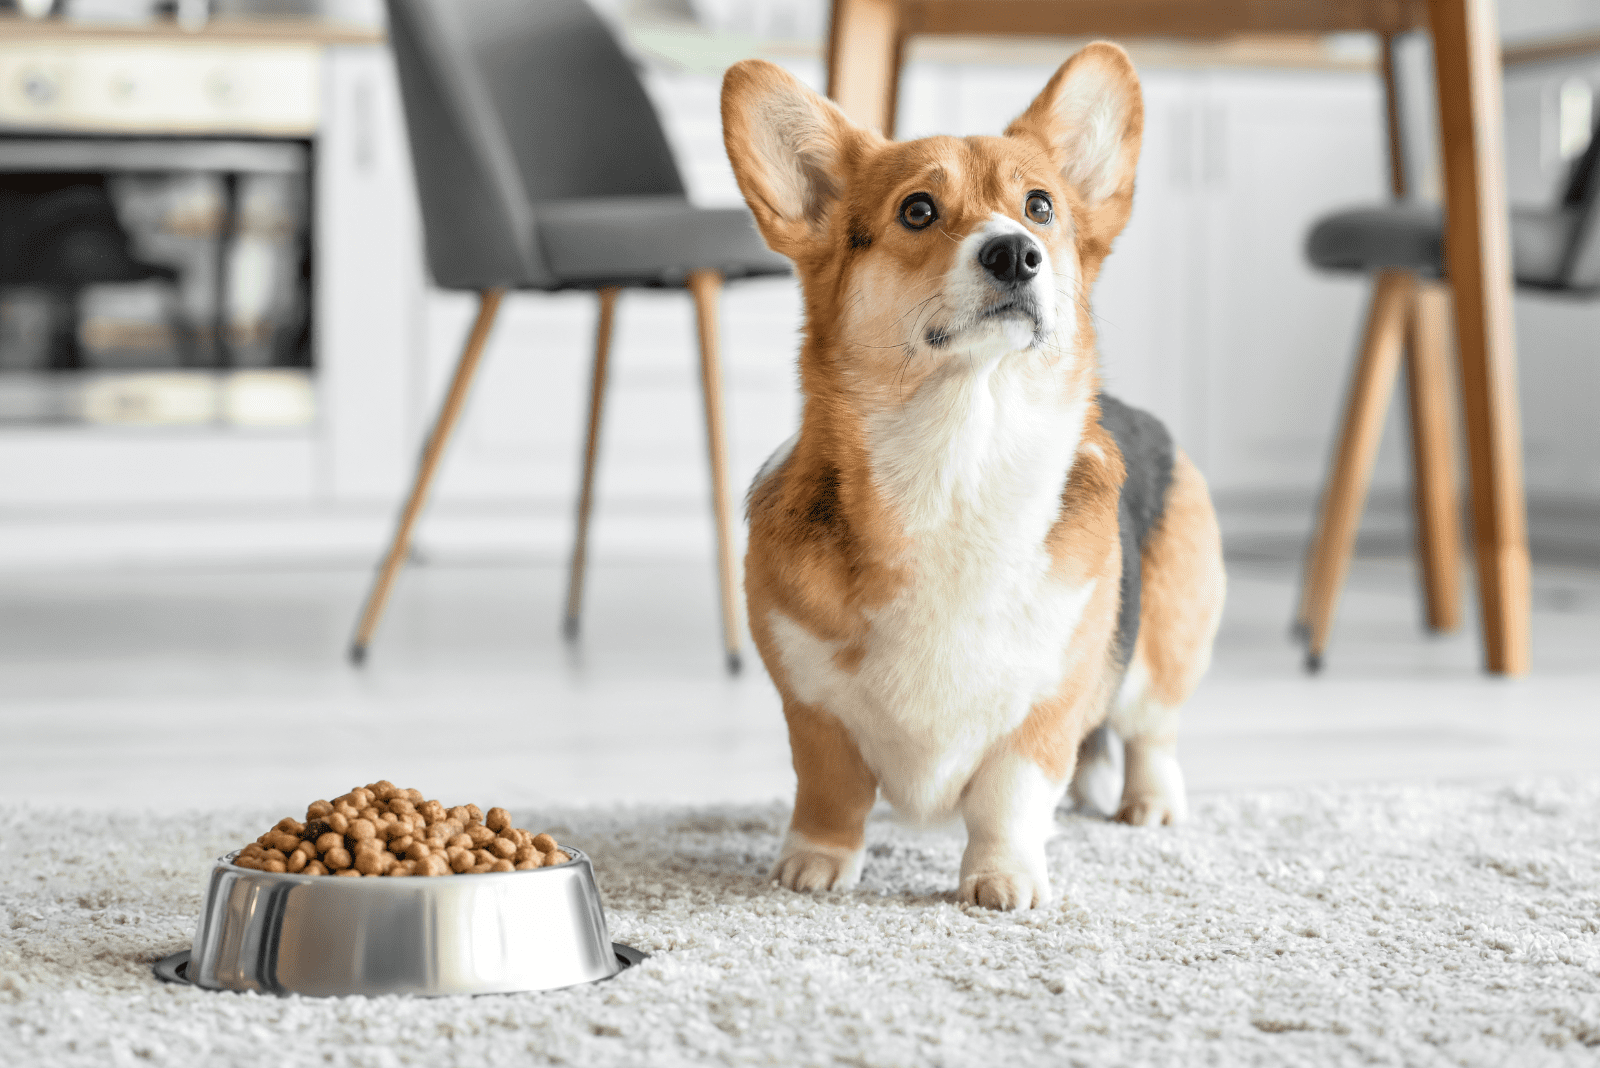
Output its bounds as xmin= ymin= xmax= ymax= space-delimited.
xmin=1306 ymin=202 xmax=1580 ymax=289
xmin=536 ymin=196 xmax=790 ymax=288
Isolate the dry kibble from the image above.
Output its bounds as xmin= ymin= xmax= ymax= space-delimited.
xmin=354 ymin=850 xmax=388 ymax=876
xmin=235 ymin=786 xmax=567 ymax=877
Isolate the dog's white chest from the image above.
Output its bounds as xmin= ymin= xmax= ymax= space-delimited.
xmin=769 ymin=359 xmax=1094 ymax=819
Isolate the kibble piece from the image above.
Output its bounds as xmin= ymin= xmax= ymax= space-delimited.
xmin=472 ymin=848 xmax=495 ymax=866
xmin=326 ymin=812 xmax=351 ymax=835
xmin=335 ymin=868 xmax=362 ymax=877
xmin=464 ymin=804 xmax=484 ymax=823
xmin=286 ymin=851 xmax=308 ymax=873
xmin=485 ymin=807 xmax=511 ymax=833
xmin=316 ymin=831 xmax=343 ymax=855
xmin=450 ymin=850 xmax=475 ymax=873
xmin=545 ymin=850 xmax=570 ymax=866
xmin=354 ymin=850 xmax=388 ymax=876
xmin=418 ymin=800 xmax=445 ymax=823
xmin=349 ymin=818 xmax=377 ymax=842
xmin=305 ymin=860 xmax=328 ymax=875
xmin=405 ymin=841 xmax=431 ymax=862
xmin=530 ymin=833 xmax=558 ymax=854
xmin=275 ymin=817 xmax=303 ymax=835
xmin=446 ymin=806 xmax=471 ymax=825
xmin=324 ymin=846 xmax=353 ymax=871
xmin=470 ymin=862 xmax=494 ymax=873
xmin=263 ymin=858 xmax=288 ymax=873
xmin=263 ymin=848 xmax=287 ymax=863
xmin=515 ymin=859 xmax=539 ymax=871
xmin=371 ymin=780 xmax=397 ymax=801
xmin=306 ymin=800 xmax=333 ymax=819
xmin=490 ymin=858 xmax=515 ymax=873
xmin=466 ymin=825 xmax=495 ymax=848
xmin=490 ymin=837 xmax=517 ymax=859
xmin=390 ymin=834 xmax=414 ymax=856
xmin=234 ymin=855 xmax=263 ymax=870
xmin=419 ymin=853 xmax=451 ymax=877
xmin=513 ymin=845 xmax=538 ymax=865
xmin=448 ymin=833 xmax=473 ymax=850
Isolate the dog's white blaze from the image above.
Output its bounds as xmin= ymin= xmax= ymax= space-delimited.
xmin=770 ymin=293 xmax=1096 ymax=819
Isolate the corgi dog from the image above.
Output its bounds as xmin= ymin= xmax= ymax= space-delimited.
xmin=721 ymin=43 xmax=1225 ymax=910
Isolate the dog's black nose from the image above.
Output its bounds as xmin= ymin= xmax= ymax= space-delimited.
xmin=978 ymin=234 xmax=1042 ymax=285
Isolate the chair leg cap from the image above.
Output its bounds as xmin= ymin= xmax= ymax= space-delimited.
xmin=348 ymin=643 xmax=368 ymax=667
xmin=726 ymin=651 xmax=742 ymax=676
xmin=562 ymin=616 xmax=580 ymax=642
xmin=1304 ymin=651 xmax=1323 ymax=675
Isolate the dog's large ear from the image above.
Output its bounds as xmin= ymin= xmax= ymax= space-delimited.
xmin=722 ymin=60 xmax=865 ymax=259
xmin=1006 ymin=43 xmax=1143 ymax=246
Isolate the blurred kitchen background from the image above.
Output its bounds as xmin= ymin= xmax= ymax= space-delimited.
xmin=2 ymin=0 xmax=1597 ymax=568
xmin=1 ymin=0 xmax=1596 ymax=810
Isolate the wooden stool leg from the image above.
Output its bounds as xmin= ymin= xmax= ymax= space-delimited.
xmin=687 ymin=270 xmax=744 ymax=675
xmin=1404 ymin=282 xmax=1463 ymax=632
xmin=348 ymin=288 xmax=506 ymax=664
xmin=564 ymin=287 xmax=621 ymax=641
xmin=1296 ymin=270 xmax=1414 ymax=672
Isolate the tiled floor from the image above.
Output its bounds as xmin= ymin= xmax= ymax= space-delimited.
xmin=1 ymin=549 xmax=1596 ymax=815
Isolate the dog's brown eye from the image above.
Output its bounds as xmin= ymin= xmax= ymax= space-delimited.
xmin=1025 ymin=193 xmax=1053 ymax=225
xmin=899 ymin=194 xmax=937 ymax=230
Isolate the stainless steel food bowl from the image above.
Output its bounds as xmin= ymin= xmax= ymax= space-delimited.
xmin=165 ymin=847 xmax=639 ymax=997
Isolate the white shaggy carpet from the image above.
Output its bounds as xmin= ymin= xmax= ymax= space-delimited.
xmin=3 ymin=779 xmax=1599 ymax=1067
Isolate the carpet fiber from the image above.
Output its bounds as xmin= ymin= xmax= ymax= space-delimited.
xmin=3 ymin=779 xmax=1599 ymax=1066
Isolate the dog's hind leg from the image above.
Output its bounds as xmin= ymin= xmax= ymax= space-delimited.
xmin=1108 ymin=449 xmax=1224 ymax=826
xmin=772 ymin=700 xmax=878 ymax=892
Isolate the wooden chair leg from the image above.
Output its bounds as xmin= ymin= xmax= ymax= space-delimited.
xmin=348 ymin=288 xmax=506 ymax=664
xmin=687 ymin=270 xmax=744 ymax=675
xmin=1296 ymin=270 xmax=1414 ymax=672
xmin=1404 ymin=281 xmax=1463 ymax=632
xmin=564 ymin=287 xmax=620 ymax=641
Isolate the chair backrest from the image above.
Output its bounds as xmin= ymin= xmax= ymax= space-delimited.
xmin=1556 ymin=114 xmax=1600 ymax=290
xmin=386 ymin=0 xmax=686 ymax=289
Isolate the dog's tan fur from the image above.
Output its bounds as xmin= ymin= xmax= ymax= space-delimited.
xmin=724 ymin=44 xmax=1225 ymax=909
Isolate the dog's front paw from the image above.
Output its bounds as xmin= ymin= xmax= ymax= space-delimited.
xmin=771 ymin=833 xmax=863 ymax=892
xmin=958 ymin=868 xmax=1051 ymax=911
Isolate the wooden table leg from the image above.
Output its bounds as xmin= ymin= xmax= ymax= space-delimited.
xmin=827 ymin=0 xmax=903 ymax=135
xmin=1427 ymin=0 xmax=1531 ymax=676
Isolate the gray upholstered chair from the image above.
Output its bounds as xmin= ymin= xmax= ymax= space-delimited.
xmin=1295 ymin=60 xmax=1600 ymax=672
xmin=350 ymin=0 xmax=790 ymax=671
